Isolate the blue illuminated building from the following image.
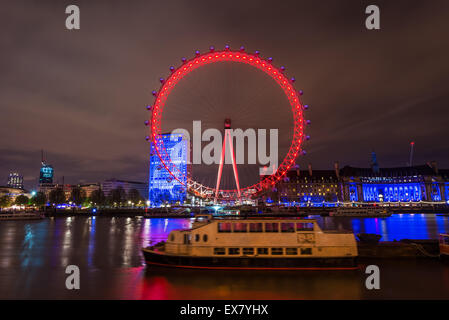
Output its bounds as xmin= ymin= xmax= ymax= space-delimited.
xmin=341 ymin=164 xmax=445 ymax=203
xmin=149 ymin=133 xmax=188 ymax=206
xmin=349 ymin=183 xmax=358 ymax=202
xmin=440 ymin=170 xmax=449 ymax=203
xmin=362 ymin=183 xmax=422 ymax=202
xmin=445 ymin=183 xmax=449 ymax=204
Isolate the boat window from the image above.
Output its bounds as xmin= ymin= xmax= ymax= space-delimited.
xmin=183 ymin=233 xmax=191 ymax=244
xmin=214 ymin=248 xmax=226 ymax=255
xmin=281 ymin=223 xmax=295 ymax=233
xmin=233 ymin=223 xmax=247 ymax=233
xmin=296 ymin=222 xmax=314 ymax=231
xmin=203 ymin=234 xmax=208 ymax=242
xmin=286 ymin=248 xmax=298 ymax=255
xmin=195 ymin=234 xmax=200 ymax=242
xmin=242 ymin=248 xmax=254 ymax=255
xmin=228 ymin=248 xmax=240 ymax=255
xmin=300 ymin=248 xmax=312 ymax=255
xmin=170 ymin=234 xmax=175 ymax=241
xmin=271 ymin=248 xmax=283 ymax=255
xmin=440 ymin=235 xmax=449 ymax=245
xmin=257 ymin=248 xmax=269 ymax=255
xmin=249 ymin=223 xmax=263 ymax=232
xmin=265 ymin=223 xmax=279 ymax=232
xmin=218 ymin=223 xmax=232 ymax=233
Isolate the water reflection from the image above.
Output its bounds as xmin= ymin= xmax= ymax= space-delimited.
xmin=135 ymin=268 xmax=364 ymax=300
xmin=87 ymin=217 xmax=96 ymax=267
xmin=315 ymin=214 xmax=449 ymax=241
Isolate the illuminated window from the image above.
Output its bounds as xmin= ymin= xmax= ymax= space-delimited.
xmin=183 ymin=234 xmax=191 ymax=244
xmin=265 ymin=223 xmax=279 ymax=232
xmin=286 ymin=248 xmax=298 ymax=255
xmin=214 ymin=248 xmax=226 ymax=255
xmin=218 ymin=223 xmax=232 ymax=233
xmin=296 ymin=223 xmax=314 ymax=231
xmin=233 ymin=223 xmax=248 ymax=233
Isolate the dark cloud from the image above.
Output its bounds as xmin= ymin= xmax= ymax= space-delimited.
xmin=1 ymin=0 xmax=449 ymax=189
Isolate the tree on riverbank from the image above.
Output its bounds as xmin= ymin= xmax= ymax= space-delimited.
xmin=91 ymin=189 xmax=106 ymax=206
xmin=127 ymin=188 xmax=143 ymax=204
xmin=0 ymin=195 xmax=12 ymax=208
xmin=31 ymin=191 xmax=47 ymax=206
xmin=14 ymin=195 xmax=29 ymax=206
xmin=49 ymin=188 xmax=65 ymax=205
xmin=70 ymin=187 xmax=86 ymax=205
xmin=110 ymin=186 xmax=126 ymax=206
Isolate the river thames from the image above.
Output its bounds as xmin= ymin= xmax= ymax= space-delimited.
xmin=0 ymin=214 xmax=448 ymax=299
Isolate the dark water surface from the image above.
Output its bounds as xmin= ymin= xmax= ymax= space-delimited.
xmin=0 ymin=214 xmax=449 ymax=299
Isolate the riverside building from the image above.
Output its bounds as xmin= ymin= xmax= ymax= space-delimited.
xmin=262 ymin=162 xmax=449 ymax=205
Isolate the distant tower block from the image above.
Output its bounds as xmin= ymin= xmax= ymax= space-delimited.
xmin=409 ymin=141 xmax=415 ymax=167
xmin=371 ymin=151 xmax=379 ymax=174
xmin=39 ymin=149 xmax=54 ymax=184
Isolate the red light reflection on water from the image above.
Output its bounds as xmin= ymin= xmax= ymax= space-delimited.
xmin=121 ymin=267 xmax=363 ymax=300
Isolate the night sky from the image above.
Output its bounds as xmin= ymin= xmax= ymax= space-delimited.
xmin=1 ymin=0 xmax=449 ymax=190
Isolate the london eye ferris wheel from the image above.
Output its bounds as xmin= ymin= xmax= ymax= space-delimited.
xmin=145 ymin=45 xmax=310 ymax=203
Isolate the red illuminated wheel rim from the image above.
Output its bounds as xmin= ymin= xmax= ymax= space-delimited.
xmin=147 ymin=46 xmax=307 ymax=200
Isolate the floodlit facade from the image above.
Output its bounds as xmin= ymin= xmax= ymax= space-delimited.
xmin=149 ymin=133 xmax=188 ymax=206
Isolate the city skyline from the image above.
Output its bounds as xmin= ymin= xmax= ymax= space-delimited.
xmin=1 ymin=0 xmax=449 ymax=304
xmin=2 ymin=0 xmax=449 ymax=190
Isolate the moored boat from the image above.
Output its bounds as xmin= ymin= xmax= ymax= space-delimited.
xmin=329 ymin=206 xmax=391 ymax=217
xmin=0 ymin=212 xmax=44 ymax=221
xmin=142 ymin=215 xmax=358 ymax=270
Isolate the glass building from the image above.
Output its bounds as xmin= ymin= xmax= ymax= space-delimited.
xmin=149 ymin=133 xmax=188 ymax=206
